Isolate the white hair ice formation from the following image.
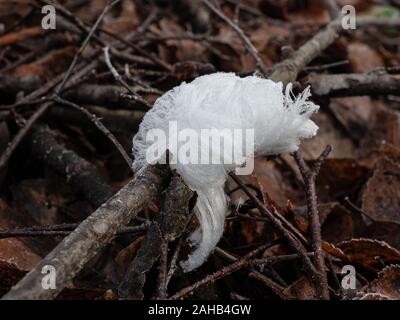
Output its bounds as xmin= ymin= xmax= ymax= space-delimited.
xmin=132 ymin=72 xmax=319 ymax=272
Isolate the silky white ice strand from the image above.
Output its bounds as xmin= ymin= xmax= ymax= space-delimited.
xmin=132 ymin=72 xmax=319 ymax=272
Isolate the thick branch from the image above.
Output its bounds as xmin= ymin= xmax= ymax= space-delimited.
xmin=309 ymin=73 xmax=400 ymax=97
xmin=269 ymin=23 xmax=339 ymax=85
xmin=2 ymin=164 xmax=171 ymax=300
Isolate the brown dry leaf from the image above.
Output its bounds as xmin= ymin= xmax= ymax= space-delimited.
xmin=348 ymin=43 xmax=384 ymax=73
xmin=293 ymin=202 xmax=353 ymax=243
xmin=364 ymin=221 xmax=400 ymax=250
xmin=246 ymin=21 xmax=289 ymax=68
xmin=0 ymin=200 xmax=42 ymax=295
xmin=216 ymin=24 xmax=249 ymax=73
xmin=358 ymin=265 xmax=400 ymax=299
xmin=0 ymin=0 xmax=32 ymax=17
xmin=355 ymin=292 xmax=391 ymax=300
xmin=262 ymin=244 xmax=288 ymax=259
xmin=11 ymin=179 xmax=67 ymax=225
xmin=300 ymin=112 xmax=358 ymax=160
xmin=359 ymin=143 xmax=400 ymax=169
xmin=247 ymin=20 xmax=291 ymax=66
xmin=330 ymin=97 xmax=373 ymax=142
xmin=0 ymin=236 xmax=41 ymax=271
xmin=315 ymin=158 xmax=368 ymax=202
xmin=293 ymin=202 xmax=338 ymax=231
xmin=337 ymin=239 xmax=400 ymax=272
xmin=75 ymin=0 xmax=109 ymax=23
xmin=0 ymin=260 xmax=26 ymax=297
xmin=361 ymin=157 xmax=400 ymax=224
xmin=101 ymin=0 xmax=139 ymax=35
xmin=0 ymin=26 xmax=43 ymax=46
xmin=114 ymin=236 xmax=144 ymax=281
xmin=154 ymin=19 xmax=207 ymax=64
xmin=283 ymin=276 xmax=316 ymax=300
xmin=322 ymin=241 xmax=349 ymax=262
xmin=259 ymin=0 xmax=329 ymax=23
xmin=286 ymin=0 xmax=329 ymax=23
xmin=172 ymin=61 xmax=216 ymax=82
xmin=14 ymin=46 xmax=76 ymax=79
xmin=361 ymin=102 xmax=400 ymax=149
xmin=228 ymin=158 xmax=301 ymax=209
xmin=321 ymin=204 xmax=353 ymax=244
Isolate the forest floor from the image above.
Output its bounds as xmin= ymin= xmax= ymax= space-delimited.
xmin=0 ymin=0 xmax=400 ymax=300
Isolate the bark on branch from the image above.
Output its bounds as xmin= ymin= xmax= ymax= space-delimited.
xmin=309 ymin=73 xmax=400 ymax=98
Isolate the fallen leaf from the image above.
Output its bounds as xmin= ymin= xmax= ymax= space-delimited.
xmin=330 ymin=97 xmax=373 ymax=142
xmin=358 ymin=265 xmax=400 ymax=299
xmin=315 ymin=158 xmax=369 ymax=202
xmin=364 ymin=221 xmax=400 ymax=249
xmin=361 ymin=157 xmax=400 ymax=224
xmin=348 ymin=43 xmax=384 ymax=73
xmin=283 ymin=276 xmax=316 ymax=300
xmin=337 ymin=239 xmax=400 ymax=272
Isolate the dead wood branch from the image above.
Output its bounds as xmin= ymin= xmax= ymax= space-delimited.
xmin=0 ymin=75 xmax=43 ymax=97
xmin=64 ymin=84 xmax=150 ymax=110
xmin=309 ymin=73 xmax=400 ymax=98
xmin=293 ymin=145 xmax=333 ymax=300
xmin=322 ymin=0 xmax=340 ymax=20
xmin=0 ymin=78 xmax=150 ymax=111
xmin=269 ymin=22 xmax=339 ymax=86
xmin=28 ymin=125 xmax=113 ymax=207
xmin=2 ymin=163 xmax=171 ymax=300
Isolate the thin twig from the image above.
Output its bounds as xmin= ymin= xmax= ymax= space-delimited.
xmin=165 ymin=238 xmax=183 ymax=287
xmin=293 ymin=145 xmax=332 ymax=300
xmin=0 ymin=223 xmax=149 ymax=239
xmin=169 ymin=243 xmax=270 ymax=300
xmin=103 ymin=46 xmax=151 ymax=108
xmin=157 ymin=235 xmax=169 ymax=299
xmin=52 ymin=96 xmax=132 ymax=167
xmin=248 ymin=271 xmax=288 ymax=299
xmin=0 ymin=1 xmax=115 ymax=171
xmin=228 ymin=172 xmax=321 ymax=295
xmin=201 ymin=0 xmax=268 ymax=76
xmin=55 ymin=0 xmax=121 ymax=94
